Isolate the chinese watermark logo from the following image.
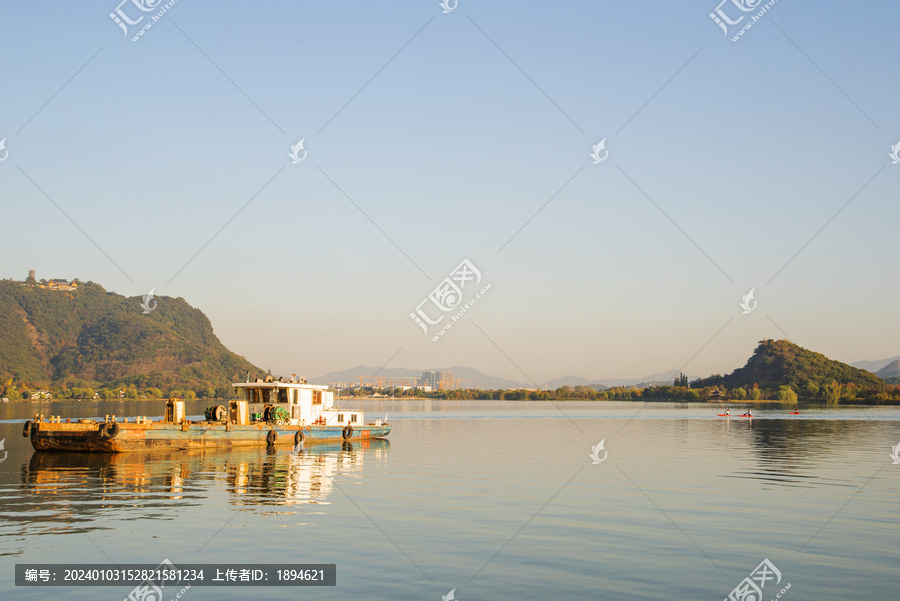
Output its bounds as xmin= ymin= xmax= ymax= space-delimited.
xmin=589 ymin=439 xmax=607 ymax=464
xmin=110 ymin=0 xmax=180 ymax=42
xmin=442 ymin=588 xmax=457 ymax=601
xmin=410 ymin=259 xmax=491 ymax=342
xmin=889 ymin=141 xmax=900 ymax=165
xmin=0 ymin=138 xmax=8 ymax=163
xmin=0 ymin=439 xmax=7 ymax=464
xmin=589 ymin=139 xmax=608 ymax=164
xmin=740 ymin=288 xmax=757 ymax=314
xmin=289 ymin=139 xmax=307 ymax=164
xmin=710 ymin=0 xmax=779 ymax=42
xmin=889 ymin=442 xmax=900 ymax=465
xmin=140 ymin=288 xmax=157 ymax=314
xmin=439 ymin=0 xmax=458 ymax=14
xmin=125 ymin=558 xmax=190 ymax=601
xmin=725 ymin=558 xmax=790 ymax=601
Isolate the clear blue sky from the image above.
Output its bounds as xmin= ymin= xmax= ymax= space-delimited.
xmin=1 ymin=1 xmax=897 ymax=384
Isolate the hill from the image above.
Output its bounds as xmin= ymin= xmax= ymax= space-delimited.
xmin=693 ymin=339 xmax=884 ymax=391
xmin=876 ymin=360 xmax=900 ymax=379
xmin=0 ymin=279 xmax=262 ymax=396
xmin=851 ymin=355 xmax=900 ymax=373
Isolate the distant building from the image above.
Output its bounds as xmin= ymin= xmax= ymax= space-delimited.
xmin=421 ymin=370 xmax=454 ymax=390
xmin=46 ymin=278 xmax=78 ymax=291
xmin=28 ymin=271 xmax=79 ymax=291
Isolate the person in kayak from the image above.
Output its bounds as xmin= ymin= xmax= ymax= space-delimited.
xmin=725 ymin=408 xmax=730 ymax=416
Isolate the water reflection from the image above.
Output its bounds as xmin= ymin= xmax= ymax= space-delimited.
xmin=725 ymin=418 xmax=885 ymax=488
xmin=0 ymin=440 xmax=389 ymax=554
xmin=225 ymin=440 xmax=389 ymax=506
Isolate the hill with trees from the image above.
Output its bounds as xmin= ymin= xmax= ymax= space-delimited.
xmin=684 ymin=339 xmax=888 ymax=402
xmin=0 ymin=278 xmax=262 ymax=399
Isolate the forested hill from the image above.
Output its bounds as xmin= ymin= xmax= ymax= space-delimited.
xmin=0 ymin=279 xmax=262 ymax=396
xmin=694 ymin=339 xmax=884 ymax=390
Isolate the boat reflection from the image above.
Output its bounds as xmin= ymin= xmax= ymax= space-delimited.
xmin=226 ymin=439 xmax=389 ymax=506
xmin=1 ymin=440 xmax=389 ymax=548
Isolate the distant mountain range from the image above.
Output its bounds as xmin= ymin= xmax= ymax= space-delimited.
xmin=875 ymin=360 xmax=900 ymax=380
xmin=312 ymin=365 xmax=693 ymax=390
xmin=315 ymin=347 xmax=899 ymax=392
xmin=310 ymin=365 xmax=529 ymax=390
xmin=851 ymin=356 xmax=900 ymax=373
xmin=541 ymin=369 xmax=693 ymax=389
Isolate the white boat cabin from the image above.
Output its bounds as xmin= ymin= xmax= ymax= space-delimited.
xmin=232 ymin=378 xmax=364 ymax=427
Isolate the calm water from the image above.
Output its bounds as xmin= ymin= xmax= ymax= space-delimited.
xmin=1 ymin=400 xmax=898 ymax=600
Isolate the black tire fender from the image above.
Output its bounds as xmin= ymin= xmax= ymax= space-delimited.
xmin=267 ymin=429 xmax=278 ymax=445
xmin=342 ymin=425 xmax=353 ymax=440
xmin=294 ymin=430 xmax=305 ymax=445
xmin=106 ymin=422 xmax=120 ymax=438
xmin=22 ymin=420 xmax=32 ymax=437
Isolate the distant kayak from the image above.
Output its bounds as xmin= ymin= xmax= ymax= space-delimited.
xmin=790 ymin=411 xmax=800 ymax=415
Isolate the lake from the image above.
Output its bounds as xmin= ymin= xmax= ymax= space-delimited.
xmin=1 ymin=400 xmax=898 ymax=600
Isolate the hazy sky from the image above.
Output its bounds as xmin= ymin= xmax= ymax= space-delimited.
xmin=1 ymin=1 xmax=897 ymax=385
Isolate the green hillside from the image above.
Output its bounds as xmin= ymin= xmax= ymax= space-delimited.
xmin=0 ymin=279 xmax=263 ymax=398
xmin=691 ymin=339 xmax=885 ymax=400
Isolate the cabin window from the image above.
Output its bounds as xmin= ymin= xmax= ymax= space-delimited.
xmin=350 ymin=414 xmax=358 ymax=423
xmin=277 ymin=388 xmax=288 ymax=403
xmin=337 ymin=414 xmax=344 ymax=423
xmin=292 ymin=405 xmax=301 ymax=419
xmin=313 ymin=390 xmax=322 ymax=405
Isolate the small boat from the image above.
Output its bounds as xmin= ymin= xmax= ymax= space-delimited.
xmin=24 ymin=376 xmax=390 ymax=453
xmin=789 ymin=411 xmax=800 ymax=415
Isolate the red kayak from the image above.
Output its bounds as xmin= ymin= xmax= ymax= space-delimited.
xmin=790 ymin=412 xmax=800 ymax=415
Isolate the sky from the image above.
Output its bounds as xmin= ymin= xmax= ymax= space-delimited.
xmin=1 ymin=1 xmax=898 ymax=386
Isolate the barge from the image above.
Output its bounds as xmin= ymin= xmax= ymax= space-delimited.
xmin=25 ymin=377 xmax=390 ymax=452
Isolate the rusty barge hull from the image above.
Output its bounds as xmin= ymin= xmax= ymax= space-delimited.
xmin=28 ymin=421 xmax=391 ymax=453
